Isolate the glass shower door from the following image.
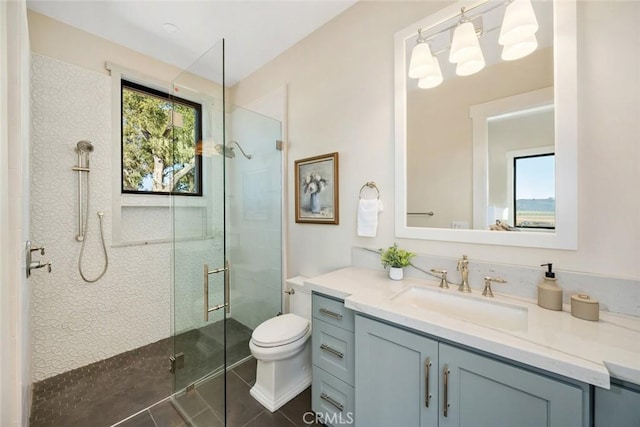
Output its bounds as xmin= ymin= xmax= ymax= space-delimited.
xmin=171 ymin=39 xmax=227 ymax=424
xmin=225 ymin=105 xmax=283 ymax=369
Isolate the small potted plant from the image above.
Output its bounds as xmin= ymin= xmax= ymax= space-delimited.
xmin=380 ymin=243 xmax=415 ymax=280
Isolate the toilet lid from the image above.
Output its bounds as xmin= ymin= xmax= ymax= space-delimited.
xmin=252 ymin=313 xmax=310 ymax=348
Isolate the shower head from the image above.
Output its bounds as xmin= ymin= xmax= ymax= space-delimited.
xmin=230 ymin=141 xmax=253 ymax=159
xmin=214 ymin=141 xmax=253 ymax=159
xmin=75 ymin=140 xmax=94 ymax=153
xmin=215 ymin=144 xmax=235 ymax=158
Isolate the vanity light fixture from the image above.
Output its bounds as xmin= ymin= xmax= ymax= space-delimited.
xmin=409 ymin=0 xmax=539 ymax=88
xmin=499 ymin=0 xmax=539 ymax=46
xmin=408 ymin=29 xmax=435 ymax=79
xmin=409 ymin=29 xmax=444 ymax=88
xmin=449 ymin=9 xmax=484 ymax=65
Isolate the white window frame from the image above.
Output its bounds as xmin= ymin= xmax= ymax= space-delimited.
xmin=506 ymin=146 xmax=555 ymax=229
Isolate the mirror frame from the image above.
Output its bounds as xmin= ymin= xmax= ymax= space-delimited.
xmin=394 ymin=0 xmax=577 ymax=249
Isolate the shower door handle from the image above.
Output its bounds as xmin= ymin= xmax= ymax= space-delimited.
xmin=204 ymin=260 xmax=230 ymax=321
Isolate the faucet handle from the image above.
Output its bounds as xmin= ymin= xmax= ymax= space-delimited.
xmin=430 ymin=269 xmax=449 ymax=289
xmin=482 ymin=276 xmax=507 ymax=297
xmin=29 ymin=260 xmax=52 ymax=275
xmin=30 ymin=246 xmax=45 ymax=256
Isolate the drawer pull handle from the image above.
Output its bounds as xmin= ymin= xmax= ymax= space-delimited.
xmin=425 ymin=357 xmax=431 ymax=408
xmin=443 ymin=365 xmax=450 ymax=417
xmin=320 ymin=344 xmax=344 ymax=359
xmin=319 ymin=308 xmax=343 ymax=320
xmin=320 ymin=393 xmax=344 ymax=411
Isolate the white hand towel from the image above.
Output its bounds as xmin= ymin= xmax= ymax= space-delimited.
xmin=357 ymin=199 xmax=384 ymax=237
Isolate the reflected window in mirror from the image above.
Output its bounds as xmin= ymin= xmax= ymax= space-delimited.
xmin=512 ymin=152 xmax=555 ymax=229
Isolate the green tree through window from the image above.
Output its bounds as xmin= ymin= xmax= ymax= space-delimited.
xmin=121 ymin=80 xmax=202 ymax=195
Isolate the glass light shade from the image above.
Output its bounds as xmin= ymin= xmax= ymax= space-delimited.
xmin=455 ymin=50 xmax=485 ymax=76
xmin=499 ymin=0 xmax=539 ymax=46
xmin=501 ymin=33 xmax=538 ymax=61
xmin=408 ymin=42 xmax=435 ymax=79
xmin=449 ymin=21 xmax=482 ymax=63
xmin=418 ymin=57 xmax=443 ymax=89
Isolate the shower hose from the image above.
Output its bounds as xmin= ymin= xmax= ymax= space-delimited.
xmin=78 ymin=171 xmax=109 ymax=283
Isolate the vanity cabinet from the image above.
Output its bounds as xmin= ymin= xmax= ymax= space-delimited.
xmin=311 ymin=293 xmax=355 ymax=426
xmin=356 ymin=315 xmax=587 ymax=427
xmin=594 ymin=381 xmax=640 ymax=426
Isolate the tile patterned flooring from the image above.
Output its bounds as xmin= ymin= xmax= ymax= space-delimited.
xmin=29 ymin=319 xmax=255 ymax=427
xmin=118 ymin=358 xmax=318 ymax=427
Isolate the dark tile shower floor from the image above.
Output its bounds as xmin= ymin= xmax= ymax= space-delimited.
xmin=119 ymin=359 xmax=319 ymax=427
xmin=29 ymin=318 xmax=254 ymax=427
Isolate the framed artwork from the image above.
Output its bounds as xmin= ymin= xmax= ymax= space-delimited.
xmin=295 ymin=152 xmax=339 ymax=224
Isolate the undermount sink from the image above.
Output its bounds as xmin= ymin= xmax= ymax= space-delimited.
xmin=390 ymin=286 xmax=528 ymax=332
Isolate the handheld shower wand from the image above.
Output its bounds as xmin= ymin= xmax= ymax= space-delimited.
xmin=73 ymin=140 xmax=108 ymax=283
xmin=73 ymin=140 xmax=93 ymax=241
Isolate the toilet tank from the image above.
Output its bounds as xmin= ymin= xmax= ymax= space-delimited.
xmin=286 ymin=276 xmax=311 ymax=322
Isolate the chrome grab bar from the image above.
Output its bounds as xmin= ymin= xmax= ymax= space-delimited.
xmin=204 ymin=260 xmax=230 ymax=321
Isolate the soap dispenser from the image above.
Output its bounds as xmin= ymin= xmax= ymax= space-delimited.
xmin=538 ymin=263 xmax=563 ymax=311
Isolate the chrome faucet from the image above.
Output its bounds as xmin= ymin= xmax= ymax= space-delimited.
xmin=457 ymin=255 xmax=471 ymax=293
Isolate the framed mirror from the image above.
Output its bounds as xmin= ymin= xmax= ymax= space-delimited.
xmin=394 ymin=0 xmax=577 ymax=249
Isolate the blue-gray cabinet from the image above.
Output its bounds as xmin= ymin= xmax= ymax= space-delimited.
xmin=355 ymin=314 xmax=439 ymax=427
xmin=356 ymin=315 xmax=588 ymax=427
xmin=311 ymin=293 xmax=355 ymax=426
xmin=595 ymin=381 xmax=640 ymax=426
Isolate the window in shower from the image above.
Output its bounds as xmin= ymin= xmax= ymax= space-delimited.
xmin=121 ymin=80 xmax=203 ymax=195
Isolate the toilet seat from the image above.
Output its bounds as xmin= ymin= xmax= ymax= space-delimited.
xmin=251 ymin=313 xmax=310 ymax=348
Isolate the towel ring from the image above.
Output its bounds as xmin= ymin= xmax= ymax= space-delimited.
xmin=359 ymin=182 xmax=380 ymax=200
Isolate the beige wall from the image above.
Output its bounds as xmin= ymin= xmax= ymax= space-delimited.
xmin=232 ymin=0 xmax=640 ymax=280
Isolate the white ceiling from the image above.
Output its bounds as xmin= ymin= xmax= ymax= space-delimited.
xmin=27 ymin=0 xmax=358 ymax=86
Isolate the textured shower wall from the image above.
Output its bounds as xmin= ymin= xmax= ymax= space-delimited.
xmin=30 ymin=54 xmax=182 ymax=381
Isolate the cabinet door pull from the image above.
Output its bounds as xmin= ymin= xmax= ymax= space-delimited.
xmin=320 ymin=343 xmax=344 ymax=359
xmin=319 ymin=308 xmax=343 ymax=320
xmin=425 ymin=357 xmax=431 ymax=407
xmin=320 ymin=393 xmax=344 ymax=411
xmin=443 ymin=365 xmax=450 ymax=417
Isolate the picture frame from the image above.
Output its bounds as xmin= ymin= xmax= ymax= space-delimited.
xmin=295 ymin=152 xmax=339 ymax=224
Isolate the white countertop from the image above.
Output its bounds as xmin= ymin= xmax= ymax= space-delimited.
xmin=303 ymin=267 xmax=640 ymax=389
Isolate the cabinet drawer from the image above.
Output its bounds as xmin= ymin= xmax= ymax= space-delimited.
xmin=312 ymin=366 xmax=355 ymax=427
xmin=313 ymin=319 xmax=355 ymax=385
xmin=312 ymin=293 xmax=354 ymax=332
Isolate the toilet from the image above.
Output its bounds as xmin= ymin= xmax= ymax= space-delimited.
xmin=249 ymin=277 xmax=312 ymax=412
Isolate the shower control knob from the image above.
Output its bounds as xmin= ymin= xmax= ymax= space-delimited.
xmin=30 ymin=246 xmax=45 ymax=255
xmin=28 ymin=260 xmax=52 ymax=275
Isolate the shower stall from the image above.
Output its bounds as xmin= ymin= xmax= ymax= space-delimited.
xmin=170 ymin=40 xmax=284 ymax=423
xmin=29 ymin=38 xmax=284 ymax=426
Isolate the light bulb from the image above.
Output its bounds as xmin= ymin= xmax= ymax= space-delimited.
xmin=408 ymin=42 xmax=435 ymax=79
xmin=501 ymin=33 xmax=538 ymax=61
xmin=499 ymin=0 xmax=539 ymax=46
xmin=449 ymin=21 xmax=482 ymax=64
xmin=418 ymin=57 xmax=443 ymax=89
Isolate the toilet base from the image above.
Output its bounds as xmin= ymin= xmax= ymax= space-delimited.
xmin=250 ymin=340 xmax=311 ymax=412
